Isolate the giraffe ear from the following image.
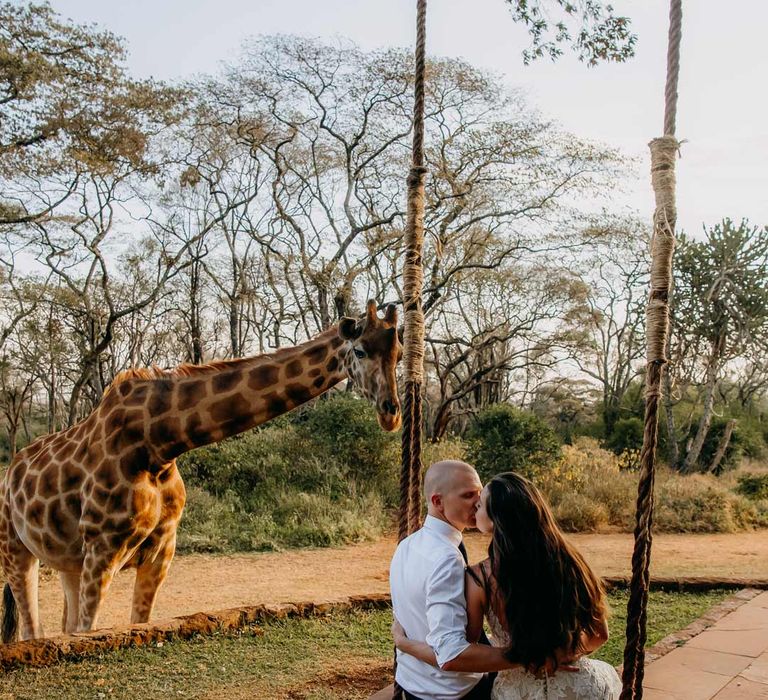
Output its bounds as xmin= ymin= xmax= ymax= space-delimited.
xmin=384 ymin=304 xmax=398 ymax=325
xmin=339 ymin=317 xmax=362 ymax=340
xmin=366 ymin=299 xmax=379 ymax=326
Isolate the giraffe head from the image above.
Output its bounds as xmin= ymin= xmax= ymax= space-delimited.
xmin=339 ymin=300 xmax=402 ymax=432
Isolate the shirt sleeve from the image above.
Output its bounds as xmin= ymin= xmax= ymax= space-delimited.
xmin=425 ymin=550 xmax=471 ymax=667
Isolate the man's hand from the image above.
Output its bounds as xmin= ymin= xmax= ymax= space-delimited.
xmin=391 ymin=617 xmax=407 ymax=649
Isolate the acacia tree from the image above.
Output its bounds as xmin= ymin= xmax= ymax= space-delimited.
xmin=569 ymin=218 xmax=649 ymax=437
xmin=424 ymin=261 xmax=592 ymax=439
xmin=205 ymin=37 xmax=411 ymax=336
xmin=0 ymin=2 xmax=182 ymax=225
xmin=669 ymin=219 xmax=768 ymax=472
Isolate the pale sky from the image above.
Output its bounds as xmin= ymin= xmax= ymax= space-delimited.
xmin=44 ymin=0 xmax=768 ymax=237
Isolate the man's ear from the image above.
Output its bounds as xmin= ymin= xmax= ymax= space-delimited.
xmin=339 ymin=317 xmax=362 ymax=340
xmin=429 ymin=493 xmax=442 ymax=511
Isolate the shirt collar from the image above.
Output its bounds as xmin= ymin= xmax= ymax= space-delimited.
xmin=423 ymin=514 xmax=463 ymax=548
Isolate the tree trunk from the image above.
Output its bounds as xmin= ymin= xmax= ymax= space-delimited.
xmin=7 ymin=421 xmax=17 ymax=460
xmin=708 ymin=418 xmax=736 ymax=474
xmin=603 ymin=396 xmax=620 ymax=438
xmin=681 ymin=355 xmax=719 ymax=473
xmin=431 ymin=401 xmax=452 ymax=442
xmin=189 ymin=262 xmax=204 ymax=364
xmin=662 ymin=366 xmax=680 ymax=468
xmin=47 ymin=359 xmax=57 ymax=433
xmin=229 ymin=295 xmax=240 ymax=358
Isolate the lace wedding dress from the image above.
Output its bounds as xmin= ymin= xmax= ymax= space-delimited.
xmin=487 ymin=609 xmax=622 ymax=700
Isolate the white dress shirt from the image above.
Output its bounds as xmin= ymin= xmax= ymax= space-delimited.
xmin=390 ymin=515 xmax=483 ymax=699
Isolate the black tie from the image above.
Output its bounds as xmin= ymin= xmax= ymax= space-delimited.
xmin=458 ymin=540 xmax=470 ymax=564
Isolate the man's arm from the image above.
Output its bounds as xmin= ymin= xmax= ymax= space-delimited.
xmin=392 ymin=619 xmax=518 ymax=671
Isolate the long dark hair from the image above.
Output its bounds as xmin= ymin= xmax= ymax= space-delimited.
xmin=485 ymin=472 xmax=607 ymax=670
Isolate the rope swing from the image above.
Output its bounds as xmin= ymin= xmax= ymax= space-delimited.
xmin=620 ymin=2 xmax=682 ymax=698
xmin=393 ymin=2 xmax=428 ymax=697
xmin=398 ymin=0 xmax=428 ymax=545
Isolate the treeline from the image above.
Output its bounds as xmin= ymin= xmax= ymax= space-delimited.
xmin=1 ymin=4 xmax=767 ymax=472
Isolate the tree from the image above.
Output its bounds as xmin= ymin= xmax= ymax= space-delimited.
xmin=424 ymin=262 xmax=591 ymax=439
xmin=0 ymin=2 xmax=183 ymax=225
xmin=670 ymin=219 xmax=768 ymax=472
xmin=569 ymin=218 xmax=649 ymax=437
xmin=504 ymin=0 xmax=636 ymax=66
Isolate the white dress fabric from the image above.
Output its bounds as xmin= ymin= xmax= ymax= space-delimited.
xmin=486 ymin=608 xmax=622 ymax=700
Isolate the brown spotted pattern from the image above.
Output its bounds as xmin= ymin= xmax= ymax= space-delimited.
xmin=0 ymin=304 xmax=401 ymax=641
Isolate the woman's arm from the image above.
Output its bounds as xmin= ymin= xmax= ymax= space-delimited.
xmin=465 ymin=564 xmax=488 ymax=644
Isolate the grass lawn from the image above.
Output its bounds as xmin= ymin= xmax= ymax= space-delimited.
xmin=0 ymin=590 xmax=730 ymax=700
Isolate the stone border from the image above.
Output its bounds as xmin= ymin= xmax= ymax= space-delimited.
xmin=0 ymin=593 xmax=390 ymax=671
xmin=603 ymin=576 xmax=768 ymax=592
xmin=2 ymin=578 xmax=766 ymax=673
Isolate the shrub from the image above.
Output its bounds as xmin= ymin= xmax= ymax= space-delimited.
xmin=538 ymin=438 xmax=768 ymax=534
xmin=542 ymin=438 xmax=636 ymax=531
xmin=178 ymin=485 xmax=388 ymax=553
xmin=422 ymin=435 xmax=469 ymax=466
xmin=736 ymin=472 xmax=768 ymax=500
xmin=553 ymin=492 xmax=609 ymax=532
xmin=466 ymin=404 xmax=562 ymax=482
xmin=606 ymin=417 xmax=644 ymax=454
xmin=295 ymin=393 xmax=399 ymax=498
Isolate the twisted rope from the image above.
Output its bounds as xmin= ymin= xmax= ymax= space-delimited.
xmin=394 ymin=2 xmax=428 ymax=697
xmin=663 ymin=0 xmax=683 ymax=137
xmin=620 ymin=2 xmax=682 ymax=694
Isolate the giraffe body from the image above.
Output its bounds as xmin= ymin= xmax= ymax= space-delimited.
xmin=0 ymin=303 xmax=400 ymax=640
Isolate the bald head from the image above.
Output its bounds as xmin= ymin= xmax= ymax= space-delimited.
xmin=424 ymin=461 xmax=483 ymax=531
xmin=424 ymin=461 xmax=477 ymax=500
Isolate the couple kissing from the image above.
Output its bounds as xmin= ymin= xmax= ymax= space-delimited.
xmin=389 ymin=460 xmax=621 ymax=700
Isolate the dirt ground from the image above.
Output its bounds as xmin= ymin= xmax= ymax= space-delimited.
xmin=17 ymin=531 xmax=768 ymax=637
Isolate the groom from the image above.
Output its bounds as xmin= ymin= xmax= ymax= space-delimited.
xmin=389 ymin=460 xmax=516 ymax=700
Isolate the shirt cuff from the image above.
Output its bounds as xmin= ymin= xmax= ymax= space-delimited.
xmin=430 ymin=631 xmax=471 ymax=667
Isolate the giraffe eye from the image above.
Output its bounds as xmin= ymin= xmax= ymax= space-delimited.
xmin=353 ymin=348 xmax=366 ymax=359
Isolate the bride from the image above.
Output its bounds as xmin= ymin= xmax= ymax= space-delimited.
xmin=393 ymin=472 xmax=622 ymax=699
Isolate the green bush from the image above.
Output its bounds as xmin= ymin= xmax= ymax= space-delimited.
xmin=294 ymin=393 xmax=399 ymax=497
xmin=177 ymin=485 xmax=387 ymax=553
xmin=606 ymin=417 xmax=644 ymax=455
xmin=466 ymin=404 xmax=562 ymax=482
xmin=736 ymin=472 xmax=768 ymax=500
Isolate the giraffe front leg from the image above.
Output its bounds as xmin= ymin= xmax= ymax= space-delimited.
xmin=76 ymin=537 xmax=120 ymax=633
xmin=131 ymin=532 xmax=177 ymax=624
xmin=59 ymin=570 xmax=81 ymax=634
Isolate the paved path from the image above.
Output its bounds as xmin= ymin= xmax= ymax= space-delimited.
xmin=372 ymin=591 xmax=768 ymax=700
xmin=643 ymin=589 xmax=768 ymax=699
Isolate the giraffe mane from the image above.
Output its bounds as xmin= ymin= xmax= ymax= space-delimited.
xmin=105 ymin=325 xmax=343 ymax=395
xmin=105 ymin=357 xmax=256 ymax=394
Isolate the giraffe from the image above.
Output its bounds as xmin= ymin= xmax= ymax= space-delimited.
xmin=0 ymin=300 xmax=401 ymax=642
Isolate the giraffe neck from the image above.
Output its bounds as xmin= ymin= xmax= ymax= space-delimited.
xmin=111 ymin=326 xmax=350 ymax=465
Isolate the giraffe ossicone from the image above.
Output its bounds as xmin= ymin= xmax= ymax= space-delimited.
xmin=0 ymin=301 xmax=401 ymax=641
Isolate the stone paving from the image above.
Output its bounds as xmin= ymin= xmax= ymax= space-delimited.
xmin=642 ymin=589 xmax=768 ymax=699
